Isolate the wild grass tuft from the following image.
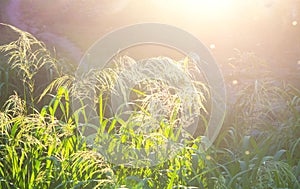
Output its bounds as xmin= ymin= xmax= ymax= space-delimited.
xmin=0 ymin=23 xmax=63 ymax=110
xmin=0 ymin=24 xmax=299 ymax=188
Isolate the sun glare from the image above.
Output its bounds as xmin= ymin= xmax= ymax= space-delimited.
xmin=183 ymin=0 xmax=233 ymax=9
xmin=154 ymin=0 xmax=234 ymax=17
xmin=198 ymin=0 xmax=233 ymax=10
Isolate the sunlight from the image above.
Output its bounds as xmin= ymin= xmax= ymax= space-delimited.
xmin=195 ymin=0 xmax=233 ymax=11
xmin=182 ymin=0 xmax=234 ymax=12
xmin=161 ymin=0 xmax=234 ymax=16
xmin=1 ymin=0 xmax=300 ymax=187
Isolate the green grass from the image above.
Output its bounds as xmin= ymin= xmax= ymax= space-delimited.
xmin=0 ymin=24 xmax=299 ymax=188
xmin=0 ymin=93 xmax=114 ymax=188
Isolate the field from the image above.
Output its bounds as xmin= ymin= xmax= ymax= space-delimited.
xmin=0 ymin=23 xmax=299 ymax=189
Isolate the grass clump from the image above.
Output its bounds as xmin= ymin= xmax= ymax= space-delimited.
xmin=0 ymin=24 xmax=299 ymax=188
xmin=0 ymin=93 xmax=114 ymax=189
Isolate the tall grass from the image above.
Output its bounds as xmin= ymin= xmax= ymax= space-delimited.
xmin=0 ymin=92 xmax=114 ymax=188
xmin=0 ymin=24 xmax=299 ymax=188
xmin=0 ymin=23 xmax=66 ymax=111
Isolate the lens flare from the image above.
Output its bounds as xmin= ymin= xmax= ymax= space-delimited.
xmin=292 ymin=21 xmax=298 ymax=26
xmin=210 ymin=44 xmax=216 ymax=49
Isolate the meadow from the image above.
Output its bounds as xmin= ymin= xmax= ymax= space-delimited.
xmin=0 ymin=24 xmax=299 ymax=189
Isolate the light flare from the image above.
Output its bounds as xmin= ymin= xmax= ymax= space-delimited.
xmin=292 ymin=21 xmax=298 ymax=26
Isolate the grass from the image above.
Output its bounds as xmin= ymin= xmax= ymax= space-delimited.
xmin=0 ymin=24 xmax=299 ymax=188
xmin=0 ymin=93 xmax=114 ymax=188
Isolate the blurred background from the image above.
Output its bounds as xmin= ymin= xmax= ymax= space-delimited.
xmin=1 ymin=0 xmax=299 ymax=82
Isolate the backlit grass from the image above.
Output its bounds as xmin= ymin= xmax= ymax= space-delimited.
xmin=0 ymin=24 xmax=299 ymax=189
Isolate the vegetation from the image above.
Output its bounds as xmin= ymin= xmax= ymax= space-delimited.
xmin=0 ymin=24 xmax=299 ymax=188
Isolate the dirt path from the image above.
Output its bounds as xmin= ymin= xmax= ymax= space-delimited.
xmin=4 ymin=0 xmax=83 ymax=64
